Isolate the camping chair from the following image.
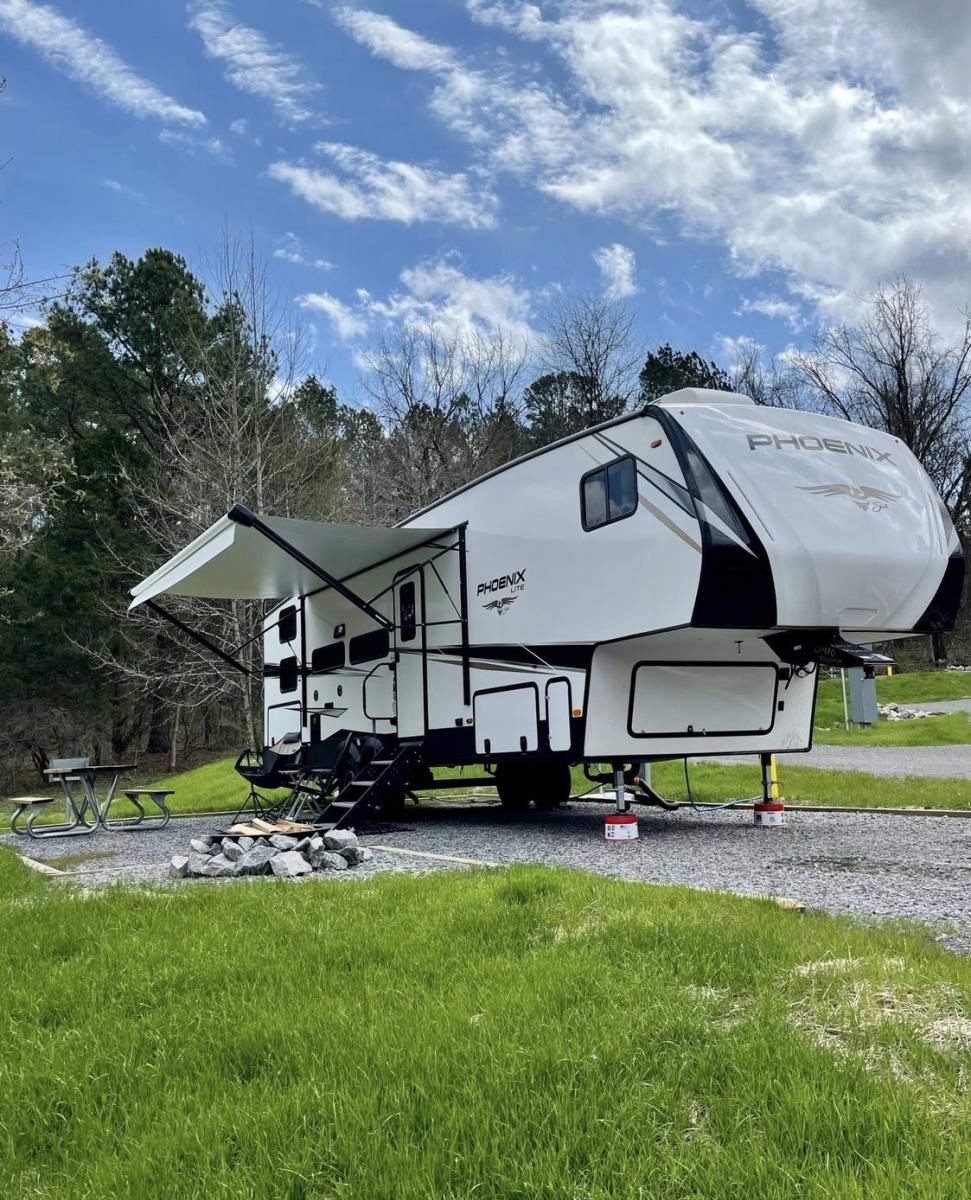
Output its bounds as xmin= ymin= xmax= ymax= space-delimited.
xmin=233 ymin=734 xmax=304 ymax=821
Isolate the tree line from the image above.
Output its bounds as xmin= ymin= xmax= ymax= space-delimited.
xmin=1 ymin=242 xmax=968 ymax=785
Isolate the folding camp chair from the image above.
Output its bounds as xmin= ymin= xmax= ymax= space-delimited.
xmin=232 ymin=733 xmax=304 ymax=822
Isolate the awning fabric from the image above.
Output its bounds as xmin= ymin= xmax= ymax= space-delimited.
xmin=129 ymin=511 xmax=452 ymax=609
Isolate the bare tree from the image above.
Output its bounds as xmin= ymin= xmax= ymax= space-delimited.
xmin=541 ymin=293 xmax=641 ymax=423
xmin=790 ymin=278 xmax=971 ymax=527
xmin=358 ymin=324 xmax=528 ymax=521
xmin=730 ymin=341 xmax=809 ymax=409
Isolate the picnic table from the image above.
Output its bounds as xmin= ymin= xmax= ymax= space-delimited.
xmin=20 ymin=763 xmax=136 ymax=839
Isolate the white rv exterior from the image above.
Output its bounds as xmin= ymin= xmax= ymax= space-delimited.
xmin=130 ymin=389 xmax=963 ymax=806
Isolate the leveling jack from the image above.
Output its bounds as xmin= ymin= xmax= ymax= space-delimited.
xmin=604 ymin=762 xmax=639 ymax=841
xmin=754 ymin=753 xmax=785 ymax=828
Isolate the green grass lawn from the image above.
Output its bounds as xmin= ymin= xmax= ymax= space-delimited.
xmin=0 ymin=854 xmax=969 ymax=1198
xmin=5 ymin=752 xmax=970 ymax=829
xmin=814 ymin=671 xmax=971 ymax=745
xmin=650 ymin=760 xmax=971 ymax=811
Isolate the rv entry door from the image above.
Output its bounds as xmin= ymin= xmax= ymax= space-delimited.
xmin=394 ymin=569 xmax=426 ymax=737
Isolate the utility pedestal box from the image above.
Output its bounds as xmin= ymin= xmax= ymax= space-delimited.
xmin=848 ymin=667 xmax=878 ymax=726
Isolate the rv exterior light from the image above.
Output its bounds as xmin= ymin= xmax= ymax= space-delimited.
xmin=650 ymin=439 xmax=662 ymax=449
xmin=572 ymin=707 xmax=582 ymax=717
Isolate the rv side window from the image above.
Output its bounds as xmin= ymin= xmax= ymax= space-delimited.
xmin=278 ymin=605 xmax=297 ymax=644
xmin=311 ymin=642 xmax=345 ymax=673
xmin=279 ymin=655 xmax=299 ymax=693
xmin=349 ymin=629 xmax=390 ymax=665
xmin=399 ymin=581 xmax=417 ymax=642
xmin=581 ymin=456 xmax=637 ymax=530
xmin=607 ymin=457 xmax=637 ymax=521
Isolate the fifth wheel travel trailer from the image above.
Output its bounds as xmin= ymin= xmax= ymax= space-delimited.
xmin=129 ymin=388 xmax=964 ymax=825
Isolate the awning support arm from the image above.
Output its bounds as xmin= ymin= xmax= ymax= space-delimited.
xmin=228 ymin=504 xmax=392 ymax=630
xmin=145 ymin=600 xmax=253 ymax=677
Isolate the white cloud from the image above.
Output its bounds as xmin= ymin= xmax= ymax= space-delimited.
xmin=333 ymin=7 xmax=456 ymax=71
xmin=297 ymin=291 xmax=368 ymax=341
xmin=0 ymin=0 xmax=205 ymax=125
xmin=593 ymin=243 xmax=638 ymax=301
xmin=273 ymin=232 xmax=334 ymax=270
xmin=739 ymin=295 xmax=803 ymax=330
xmin=159 ymin=129 xmax=231 ymax=160
xmin=188 ymin=0 xmax=320 ymax=125
xmin=102 ymin=177 xmax=146 ymax=202
xmin=269 ymin=143 xmax=498 ymax=228
xmin=336 ymin=0 xmax=971 ymax=329
xmin=298 ymin=255 xmax=536 ymax=347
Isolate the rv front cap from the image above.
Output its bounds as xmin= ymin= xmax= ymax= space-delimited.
xmin=747 ymin=433 xmax=894 ymax=463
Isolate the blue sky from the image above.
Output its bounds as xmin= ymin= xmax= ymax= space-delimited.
xmin=3 ymin=0 xmax=970 ymax=398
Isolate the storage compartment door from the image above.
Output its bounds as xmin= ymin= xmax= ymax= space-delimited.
xmin=546 ymin=679 xmax=572 ymax=752
xmin=629 ymin=663 xmax=777 ymax=737
xmin=474 ymin=684 xmax=539 ymax=754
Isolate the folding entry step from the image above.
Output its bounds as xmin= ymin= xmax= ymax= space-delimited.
xmin=317 ymin=743 xmax=420 ymax=830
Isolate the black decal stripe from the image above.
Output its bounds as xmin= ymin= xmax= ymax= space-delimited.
xmin=435 ymin=644 xmax=596 ymax=672
xmin=914 ymin=552 xmax=965 ymax=633
xmin=653 ymin=409 xmax=777 ymax=629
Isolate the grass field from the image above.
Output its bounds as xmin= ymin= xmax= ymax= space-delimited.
xmin=5 ymin=751 xmax=971 ymax=829
xmin=1 ymin=853 xmax=969 ymax=1198
xmin=814 ymin=671 xmax=971 ymax=746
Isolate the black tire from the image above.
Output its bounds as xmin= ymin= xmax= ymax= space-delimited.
xmin=496 ymin=762 xmax=571 ymax=810
xmin=495 ymin=763 xmax=531 ymax=810
xmin=379 ymin=784 xmax=407 ymax=817
xmin=531 ymin=762 xmax=572 ymax=809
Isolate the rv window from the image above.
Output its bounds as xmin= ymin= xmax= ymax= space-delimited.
xmin=581 ymin=456 xmax=637 ymax=530
xmin=349 ymin=629 xmax=390 ymax=665
xmin=278 ymin=605 xmax=297 ymax=644
xmin=582 ymin=472 xmax=607 ymax=529
xmin=399 ymin=580 xmax=417 ymax=642
xmin=311 ymin=641 xmax=345 ymax=673
xmin=279 ymin=655 xmax=299 ymax=693
xmin=607 ymin=457 xmax=637 ymax=521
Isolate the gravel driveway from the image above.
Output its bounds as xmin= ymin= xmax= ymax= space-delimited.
xmin=8 ymin=800 xmax=971 ymax=954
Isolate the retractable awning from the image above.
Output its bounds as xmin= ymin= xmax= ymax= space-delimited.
xmin=129 ymin=505 xmax=453 ymax=611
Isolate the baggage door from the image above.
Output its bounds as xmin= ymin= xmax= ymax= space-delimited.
xmin=394 ymin=569 xmax=426 ymax=738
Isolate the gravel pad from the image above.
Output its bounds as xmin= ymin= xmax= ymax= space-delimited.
xmin=6 ymin=802 xmax=971 ymax=953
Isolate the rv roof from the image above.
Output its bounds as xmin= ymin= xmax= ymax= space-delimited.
xmin=129 ymin=512 xmax=452 ymax=608
xmin=655 ymin=388 xmax=755 ymax=407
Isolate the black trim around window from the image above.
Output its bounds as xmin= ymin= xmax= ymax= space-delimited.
xmin=580 ymin=454 xmax=638 ymax=531
xmin=279 ymin=655 xmax=299 ymax=694
xmin=311 ymin=641 xmax=345 ymax=673
xmin=349 ymin=628 xmax=391 ymax=665
xmin=278 ymin=605 xmax=297 ymax=644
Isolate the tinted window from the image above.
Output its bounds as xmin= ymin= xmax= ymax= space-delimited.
xmin=581 ymin=456 xmax=637 ymax=530
xmin=582 ymin=472 xmax=607 ymax=528
xmin=278 ymin=605 xmax=297 ymax=644
xmin=399 ymin=581 xmax=417 ymax=642
xmin=279 ymin=656 xmax=299 ymax=693
xmin=349 ymin=629 xmax=390 ymax=665
xmin=311 ymin=642 xmax=345 ymax=673
xmin=607 ymin=457 xmax=637 ymax=521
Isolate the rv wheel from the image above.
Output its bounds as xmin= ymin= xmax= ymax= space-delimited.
xmin=495 ymin=764 xmax=531 ymax=810
xmin=531 ymin=763 xmax=572 ymax=809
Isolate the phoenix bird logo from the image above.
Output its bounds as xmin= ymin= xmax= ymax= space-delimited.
xmin=483 ymin=597 xmax=518 ymax=615
xmin=798 ymin=483 xmax=900 ymax=512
